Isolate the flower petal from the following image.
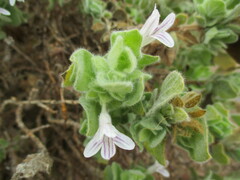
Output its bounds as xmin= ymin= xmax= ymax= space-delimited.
xmin=101 ymin=136 xmax=116 ymax=160
xmin=83 ymin=129 xmax=103 ymax=158
xmin=154 ymin=13 xmax=175 ymax=33
xmin=10 ymin=0 xmax=16 ymax=6
xmin=152 ymin=31 xmax=174 ymax=48
xmin=140 ymin=5 xmax=160 ymax=37
xmin=103 ymin=124 xmax=117 ymax=138
xmin=141 ymin=36 xmax=155 ymax=47
xmin=113 ymin=130 xmax=135 ymax=150
xmin=0 ymin=8 xmax=11 ymax=15
xmin=156 ymin=168 xmax=170 ymax=177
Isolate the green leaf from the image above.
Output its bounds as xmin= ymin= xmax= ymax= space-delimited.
xmin=138 ymin=128 xmax=152 ymax=142
xmin=121 ymin=170 xmax=146 ymax=180
xmin=130 ymin=122 xmax=144 ymax=151
xmin=176 ymin=13 xmax=188 ymax=25
xmin=111 ymin=29 xmax=142 ymax=58
xmin=211 ymin=143 xmax=230 ymax=164
xmin=172 ymin=107 xmax=190 ymax=123
xmin=206 ymin=103 xmax=234 ymax=139
xmin=96 ymin=72 xmax=133 ymax=95
xmin=79 ymin=97 xmax=100 ymax=136
xmin=204 ymin=0 xmax=226 ymax=18
xmin=63 ymin=64 xmax=75 ymax=86
xmin=65 ymin=49 xmax=95 ymax=91
xmin=8 ymin=6 xmax=25 ymax=26
xmin=115 ymin=47 xmax=137 ymax=73
xmin=92 ymin=56 xmax=109 ymax=73
xmin=232 ymin=114 xmax=240 ymax=126
xmin=145 ymin=141 xmax=166 ymax=165
xmin=149 ymin=130 xmax=166 ymax=148
xmin=186 ymin=65 xmax=213 ymax=81
xmin=123 ymin=76 xmax=144 ymax=106
xmin=204 ymin=27 xmax=218 ymax=44
xmin=176 ymin=118 xmax=211 ymax=162
xmin=147 ymin=71 xmax=185 ymax=116
xmin=104 ymin=162 xmax=122 ymax=180
xmin=138 ymin=54 xmax=160 ymax=69
xmin=108 ymin=36 xmax=124 ymax=69
xmin=99 ymin=81 xmax=133 ymax=94
xmin=140 ymin=115 xmax=164 ymax=131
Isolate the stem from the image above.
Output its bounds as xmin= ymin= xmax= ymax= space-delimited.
xmin=101 ymin=103 xmax=107 ymax=113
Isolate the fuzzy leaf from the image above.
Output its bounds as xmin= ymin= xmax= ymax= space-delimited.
xmin=182 ymin=92 xmax=202 ymax=108
xmin=171 ymin=96 xmax=184 ymax=107
xmin=104 ymin=162 xmax=122 ymax=180
xmin=111 ymin=29 xmax=142 ymax=58
xmin=206 ymin=103 xmax=234 ymax=139
xmin=204 ymin=0 xmax=226 ymax=18
xmin=65 ymin=49 xmax=95 ymax=91
xmin=176 ymin=118 xmax=211 ymax=162
xmin=92 ymin=56 xmax=109 ymax=73
xmin=145 ymin=141 xmax=166 ymax=165
xmin=147 ymin=71 xmax=185 ymax=116
xmin=172 ymin=107 xmax=190 ymax=123
xmin=138 ymin=54 xmax=160 ymax=69
xmin=96 ymin=73 xmax=133 ymax=95
xmin=115 ymin=47 xmax=137 ymax=73
xmin=108 ymin=36 xmax=124 ymax=69
xmin=211 ymin=143 xmax=230 ymax=165
xmin=139 ymin=129 xmax=152 ymax=142
xmin=63 ymin=64 xmax=75 ymax=86
xmin=79 ymin=97 xmax=100 ymax=136
xmin=123 ymin=76 xmax=144 ymax=106
xmin=149 ymin=130 xmax=166 ymax=148
xmin=100 ymin=81 xmax=133 ymax=94
xmin=140 ymin=115 xmax=164 ymax=131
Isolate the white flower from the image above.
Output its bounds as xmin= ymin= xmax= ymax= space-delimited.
xmin=9 ymin=0 xmax=25 ymax=6
xmin=0 ymin=8 xmax=10 ymax=15
xmin=83 ymin=106 xmax=135 ymax=160
xmin=148 ymin=161 xmax=170 ymax=178
xmin=140 ymin=5 xmax=176 ymax=48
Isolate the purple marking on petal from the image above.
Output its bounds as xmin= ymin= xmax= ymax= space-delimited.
xmin=140 ymin=8 xmax=160 ymax=36
xmin=113 ymin=131 xmax=135 ymax=150
xmin=90 ymin=141 xmax=102 ymax=152
xmin=157 ymin=34 xmax=170 ymax=44
xmin=115 ymin=136 xmax=126 ymax=144
xmin=152 ymin=32 xmax=174 ymax=48
xmin=114 ymin=137 xmax=130 ymax=148
xmin=152 ymin=21 xmax=169 ymax=34
xmin=152 ymin=13 xmax=175 ymax=34
xmin=108 ymin=137 xmax=110 ymax=159
xmin=104 ymin=137 xmax=107 ymax=158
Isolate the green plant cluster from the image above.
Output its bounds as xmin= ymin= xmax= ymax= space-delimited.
xmin=64 ymin=24 xmax=214 ymax=166
xmin=0 ymin=0 xmax=25 ymax=39
xmin=81 ymin=0 xmax=155 ymax=24
xmin=75 ymin=0 xmax=240 ymax=177
xmin=64 ymin=29 xmax=160 ymax=136
xmin=104 ymin=162 xmax=154 ymax=180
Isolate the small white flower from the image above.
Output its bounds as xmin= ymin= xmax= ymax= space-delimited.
xmin=148 ymin=161 xmax=170 ymax=178
xmin=83 ymin=106 xmax=135 ymax=160
xmin=10 ymin=0 xmax=16 ymax=6
xmin=9 ymin=0 xmax=25 ymax=6
xmin=0 ymin=8 xmax=10 ymax=16
xmin=140 ymin=5 xmax=176 ymax=48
